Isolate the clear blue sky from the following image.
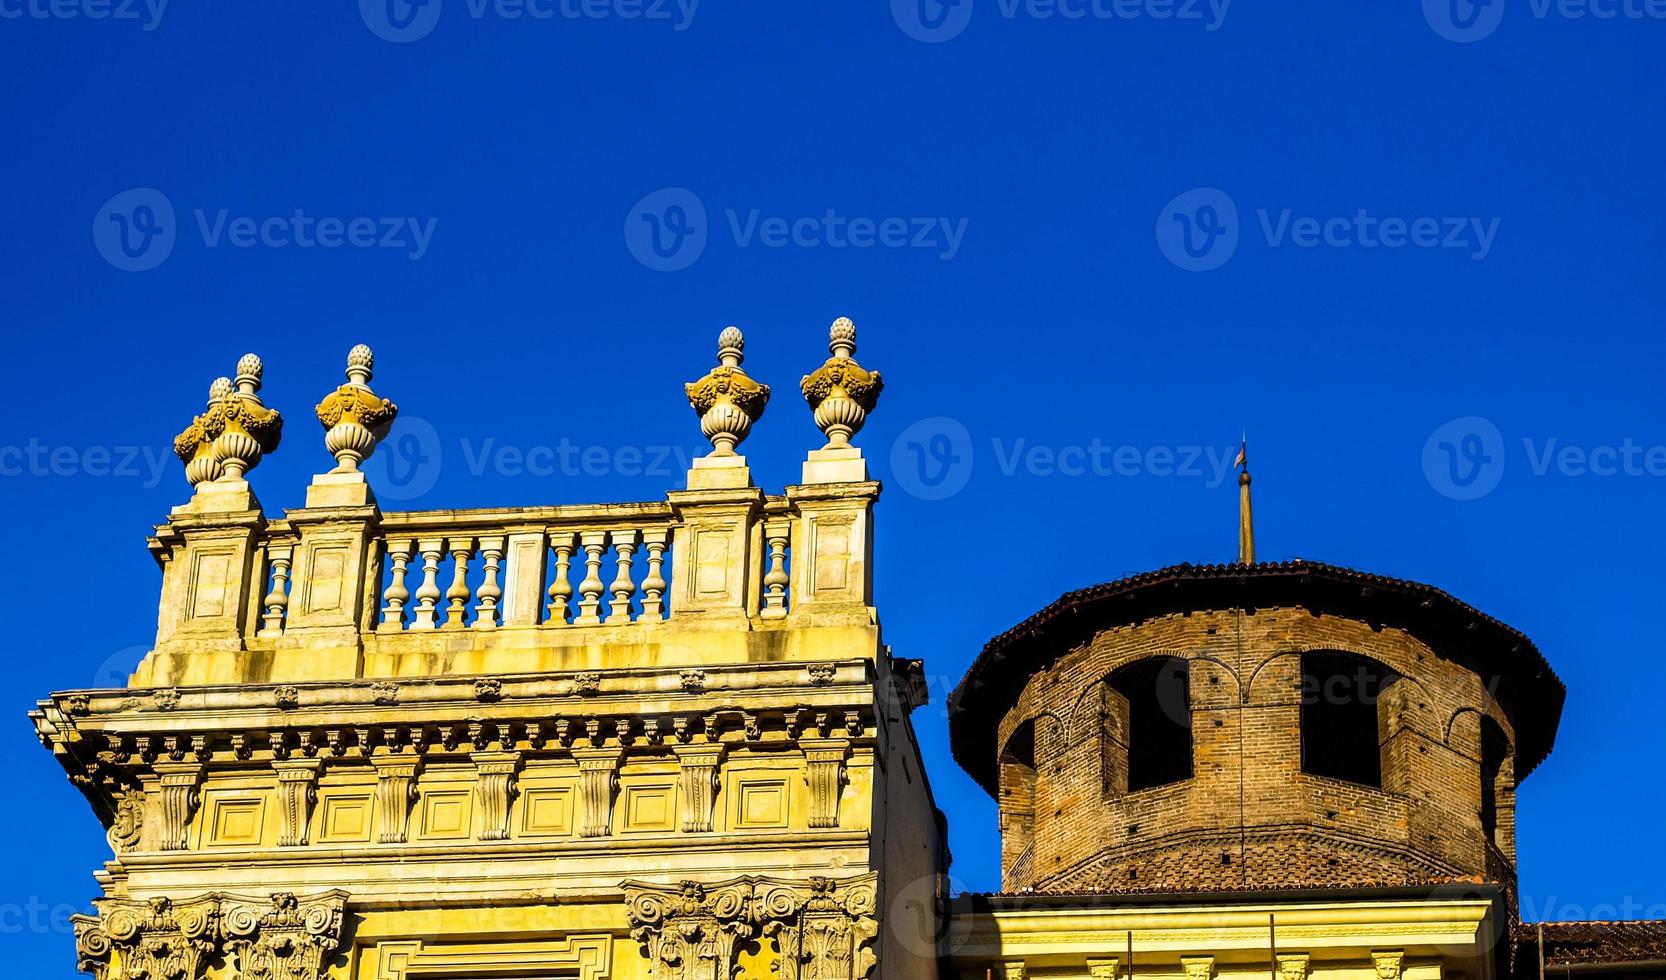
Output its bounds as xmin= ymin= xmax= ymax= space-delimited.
xmin=3 ymin=2 xmax=1664 ymax=972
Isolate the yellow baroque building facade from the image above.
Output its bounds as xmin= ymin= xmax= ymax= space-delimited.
xmin=34 ymin=325 xmax=1666 ymax=979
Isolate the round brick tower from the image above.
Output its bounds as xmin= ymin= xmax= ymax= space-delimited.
xmin=948 ymin=561 xmax=1565 ymax=895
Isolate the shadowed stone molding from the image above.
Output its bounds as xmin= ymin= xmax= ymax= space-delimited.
xmin=623 ymin=873 xmax=879 ymax=980
xmin=72 ymin=890 xmax=347 ymax=980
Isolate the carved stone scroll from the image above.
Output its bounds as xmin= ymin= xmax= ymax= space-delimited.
xmin=153 ymin=764 xmax=203 ymax=852
xmin=574 ymin=748 xmax=622 ymax=838
xmin=800 ymin=738 xmax=850 ymax=830
xmin=371 ymin=757 xmax=420 ymax=844
xmin=673 ymin=744 xmax=724 ymax=833
xmin=471 ymin=751 xmax=521 ymax=842
xmin=220 ymin=890 xmax=348 ymax=980
xmin=274 ymin=759 xmax=322 ymax=847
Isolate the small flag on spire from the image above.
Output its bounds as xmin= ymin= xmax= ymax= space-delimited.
xmin=1234 ymin=434 xmax=1247 ymax=471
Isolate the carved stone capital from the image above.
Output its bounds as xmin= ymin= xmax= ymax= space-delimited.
xmin=71 ymin=891 xmax=348 ymax=980
xmin=622 ymin=873 xmax=879 ymax=980
xmin=1182 ymin=955 xmax=1216 ymax=980
xmin=220 ymin=890 xmax=348 ymax=980
xmin=73 ymin=895 xmax=220 ymax=980
xmin=1085 ymin=958 xmax=1120 ymax=980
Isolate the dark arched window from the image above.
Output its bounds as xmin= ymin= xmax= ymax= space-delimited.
xmin=1299 ymin=650 xmax=1395 ymax=787
xmin=1479 ymin=717 xmax=1512 ymax=847
xmin=1106 ymin=656 xmax=1193 ymax=792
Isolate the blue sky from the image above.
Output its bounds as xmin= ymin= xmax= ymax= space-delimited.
xmin=3 ymin=1 xmax=1664 ymax=972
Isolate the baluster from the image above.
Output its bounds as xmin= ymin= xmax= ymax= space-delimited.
xmin=443 ymin=537 xmax=475 ymax=629
xmin=607 ymin=529 xmax=639 ymax=624
xmin=641 ymin=529 xmax=669 ymax=621
xmin=260 ymin=545 xmax=293 ymax=636
xmin=411 ymin=538 xmax=444 ymax=630
xmin=380 ymin=539 xmax=413 ymax=632
xmin=546 ymin=532 xmax=575 ymax=625
xmin=574 ymin=531 xmax=608 ymax=625
xmin=475 ymin=536 xmax=505 ymax=629
xmin=760 ymin=519 xmax=790 ymax=620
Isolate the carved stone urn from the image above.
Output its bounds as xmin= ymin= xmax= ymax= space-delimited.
xmin=801 ymin=317 xmax=882 ymax=449
xmin=172 ymin=355 xmax=283 ymax=488
xmin=314 ymin=344 xmax=399 ymax=472
xmin=684 ymin=326 xmax=771 ymax=455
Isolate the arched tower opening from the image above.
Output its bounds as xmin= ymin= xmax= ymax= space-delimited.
xmin=1298 ymin=649 xmax=1397 ymax=788
xmin=1105 ymin=656 xmax=1193 ymax=794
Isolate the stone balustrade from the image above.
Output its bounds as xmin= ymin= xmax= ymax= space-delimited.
xmin=133 ymin=321 xmax=885 ymax=687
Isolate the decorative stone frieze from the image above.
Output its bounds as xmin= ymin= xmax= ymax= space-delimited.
xmin=673 ymin=743 xmax=724 ymax=833
xmin=72 ymin=891 xmax=346 ymax=980
xmin=624 ymin=874 xmax=879 ymax=980
xmin=800 ymin=738 xmax=850 ymax=829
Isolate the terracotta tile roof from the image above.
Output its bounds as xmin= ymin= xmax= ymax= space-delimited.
xmin=1518 ymin=920 xmax=1666 ymax=969
xmin=949 ymin=560 xmax=1566 ymax=796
